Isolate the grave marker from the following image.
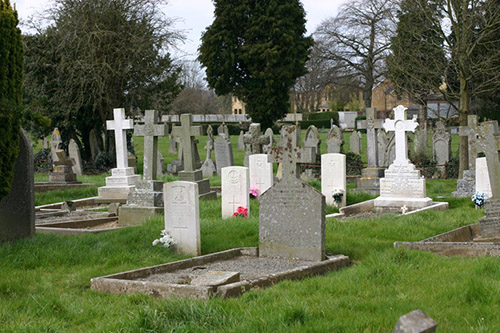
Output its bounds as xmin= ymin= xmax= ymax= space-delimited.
xmin=202 ymin=125 xmax=216 ymax=178
xmin=475 ymin=120 xmax=500 ymax=199
xmin=249 ymin=154 xmax=273 ymax=196
xmin=214 ymin=127 xmax=234 ymax=176
xmin=50 ymin=128 xmax=62 ymax=162
xmin=49 ymin=150 xmax=79 ymax=183
xmin=321 ymin=153 xmax=346 ymax=207
xmin=350 ymin=130 xmax=362 ymax=155
xmin=475 ymin=157 xmax=492 ymax=198
xmin=326 ymin=125 xmax=344 ymax=154
xmin=68 ymin=139 xmax=83 ymax=176
xmin=221 ymin=166 xmax=250 ymax=218
xmin=243 ymin=123 xmax=270 ymax=167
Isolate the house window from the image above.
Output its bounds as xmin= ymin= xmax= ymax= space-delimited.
xmin=234 ymin=109 xmax=238 ymax=114
xmin=239 ymin=109 xmax=242 ymax=114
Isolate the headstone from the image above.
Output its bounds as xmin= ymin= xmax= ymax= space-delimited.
xmin=475 ymin=120 xmax=500 ymax=199
xmin=260 ymin=125 xmax=325 ymax=261
xmin=98 ymin=108 xmax=141 ymax=200
xmin=350 ymin=130 xmax=362 ymax=154
xmin=237 ymin=130 xmax=245 ymax=151
xmin=475 ymin=157 xmax=493 ymax=198
xmin=249 ymin=154 xmax=273 ymax=196
xmin=394 ymin=310 xmax=437 ymax=333
xmin=321 ymin=153 xmax=346 ymax=208
xmin=68 ymin=139 xmax=83 ymax=176
xmin=167 ymin=136 xmax=183 ymax=175
xmin=303 ymin=125 xmax=322 ymax=179
xmin=171 ymin=114 xmax=216 ymax=200
xmin=374 ymin=105 xmax=433 ymax=211
xmin=326 ymin=125 xmax=344 ymax=154
xmin=214 ymin=129 xmax=234 ymax=176
xmin=49 ymin=150 xmax=79 ymax=183
xmin=50 ymin=128 xmax=62 ymax=162
xmin=89 ymin=129 xmax=101 ymax=160
xmin=217 ymin=123 xmax=230 ymax=139
xmin=262 ymin=128 xmax=274 ymax=153
xmin=432 ymin=121 xmax=451 ymax=166
xmin=221 ymin=166 xmax=250 ymax=218
xmin=386 ymin=132 xmax=396 ymax=167
xmin=413 ymin=127 xmax=428 ymax=156
xmin=479 ymin=199 xmax=500 ymax=238
xmin=453 ymin=115 xmax=480 ymax=197
xmin=0 ymin=130 xmax=35 ymax=242
xmin=243 ymin=123 xmax=270 ymax=167
xmin=202 ymin=125 xmax=216 ymax=178
xmin=164 ymin=181 xmax=200 ymax=256
xmin=43 ymin=137 xmax=49 ymax=149
xmin=377 ymin=130 xmax=389 ymax=167
xmin=168 ymin=133 xmax=178 ymax=154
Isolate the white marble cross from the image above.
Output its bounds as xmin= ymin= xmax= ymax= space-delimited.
xmin=107 ymin=108 xmax=134 ymax=169
xmin=383 ymin=105 xmax=418 ymax=166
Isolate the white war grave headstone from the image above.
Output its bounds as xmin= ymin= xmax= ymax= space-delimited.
xmin=249 ymin=154 xmax=273 ymax=196
xmin=260 ymin=125 xmax=325 ymax=261
xmin=98 ymin=108 xmax=141 ymax=200
xmin=374 ymin=105 xmax=433 ymax=211
xmin=164 ymin=181 xmax=200 ymax=256
xmin=321 ymin=153 xmax=346 ymax=208
xmin=221 ymin=166 xmax=250 ymax=218
xmin=476 ymin=157 xmax=492 ymax=198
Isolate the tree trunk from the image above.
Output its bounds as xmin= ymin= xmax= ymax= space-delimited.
xmin=458 ymin=76 xmax=469 ymax=179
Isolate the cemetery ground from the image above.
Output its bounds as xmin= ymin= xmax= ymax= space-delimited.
xmin=2 ymin=131 xmax=496 ymax=331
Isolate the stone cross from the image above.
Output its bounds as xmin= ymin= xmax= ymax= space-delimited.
xmin=382 ymin=105 xmax=418 ymax=166
xmin=134 ymin=110 xmax=168 ymax=180
xmin=268 ymin=125 xmax=315 ymax=181
xmin=244 ymin=123 xmax=270 ymax=155
xmin=54 ymin=150 xmax=73 ymax=166
xmin=458 ymin=115 xmax=479 ymax=171
xmin=475 ymin=121 xmax=500 ymax=199
xmin=357 ymin=108 xmax=384 ymax=167
xmin=171 ymin=114 xmax=202 ymax=172
xmin=107 ymin=108 xmax=134 ymax=169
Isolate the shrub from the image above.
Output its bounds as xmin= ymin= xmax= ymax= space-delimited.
xmin=346 ymin=152 xmax=363 ymax=175
xmin=94 ymin=151 xmax=116 ymax=173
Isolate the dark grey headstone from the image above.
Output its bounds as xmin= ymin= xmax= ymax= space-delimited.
xmin=0 ymin=130 xmax=35 ymax=242
xmin=394 ymin=310 xmax=437 ymax=333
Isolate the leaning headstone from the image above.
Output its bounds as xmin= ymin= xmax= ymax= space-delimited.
xmin=0 ymin=130 xmax=35 ymax=242
xmin=394 ymin=310 xmax=437 ymax=333
xmin=49 ymin=150 xmax=79 ymax=183
xmin=249 ymin=154 xmax=273 ymax=196
xmin=326 ymin=125 xmax=344 ymax=154
xmin=432 ymin=121 xmax=451 ymax=167
xmin=374 ymin=105 xmax=433 ymax=211
xmin=475 ymin=157 xmax=492 ymax=198
xmin=243 ymin=123 xmax=270 ymax=167
xmin=214 ymin=128 xmax=234 ymax=176
xmin=350 ymin=130 xmax=362 ymax=154
xmin=98 ymin=108 xmax=141 ymax=200
xmin=202 ymin=125 xmax=216 ymax=178
xmin=164 ymin=181 xmax=201 ymax=256
xmin=221 ymin=166 xmax=250 ymax=218
xmin=172 ymin=114 xmax=216 ymax=200
xmin=262 ymin=128 xmax=274 ymax=153
xmin=50 ymin=128 xmax=62 ymax=162
xmin=260 ymin=125 xmax=325 ymax=261
xmin=321 ymin=153 xmax=346 ymax=208
xmin=237 ymin=130 xmax=245 ymax=151
xmin=68 ymin=139 xmax=83 ymax=176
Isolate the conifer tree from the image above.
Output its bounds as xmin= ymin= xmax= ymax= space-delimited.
xmin=0 ymin=0 xmax=23 ymax=200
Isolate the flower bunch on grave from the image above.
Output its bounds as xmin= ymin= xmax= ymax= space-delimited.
xmin=332 ymin=189 xmax=344 ymax=205
xmin=232 ymin=206 xmax=248 ymax=218
xmin=471 ymin=192 xmax=488 ymax=208
xmin=152 ymin=229 xmax=176 ymax=248
xmin=249 ymin=186 xmax=259 ymax=198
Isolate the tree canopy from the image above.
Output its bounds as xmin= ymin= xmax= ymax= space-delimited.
xmin=199 ymin=0 xmax=313 ymax=129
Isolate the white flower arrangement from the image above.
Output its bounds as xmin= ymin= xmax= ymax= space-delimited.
xmin=471 ymin=192 xmax=488 ymax=208
xmin=152 ymin=229 xmax=177 ymax=248
xmin=332 ymin=188 xmax=344 ymax=205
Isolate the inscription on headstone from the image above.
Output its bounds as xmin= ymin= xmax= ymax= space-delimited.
xmin=221 ymin=166 xmax=250 ymax=218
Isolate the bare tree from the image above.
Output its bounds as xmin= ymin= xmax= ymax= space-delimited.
xmin=315 ymin=0 xmax=396 ymax=108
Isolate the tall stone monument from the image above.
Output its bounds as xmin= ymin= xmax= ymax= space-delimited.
xmin=453 ymin=115 xmax=479 ymax=197
xmin=172 ymin=114 xmax=216 ymax=200
xmin=98 ymin=108 xmax=141 ymax=200
xmin=243 ymin=123 xmax=270 ymax=167
xmin=260 ymin=125 xmax=325 ymax=261
xmin=0 ymin=131 xmax=35 ymax=242
xmin=119 ymin=110 xmax=168 ymax=225
xmin=374 ymin=105 xmax=433 ymax=211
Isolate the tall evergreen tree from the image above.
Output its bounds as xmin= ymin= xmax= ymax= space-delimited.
xmin=199 ymin=0 xmax=313 ymax=129
xmin=0 ymin=0 xmax=23 ymax=200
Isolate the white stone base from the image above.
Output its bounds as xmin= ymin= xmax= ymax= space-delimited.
xmin=98 ymin=168 xmax=140 ymax=199
xmin=98 ymin=185 xmax=136 ymax=200
xmin=374 ymin=196 xmax=433 ymax=210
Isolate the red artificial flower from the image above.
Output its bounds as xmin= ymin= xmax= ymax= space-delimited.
xmin=232 ymin=206 xmax=248 ymax=218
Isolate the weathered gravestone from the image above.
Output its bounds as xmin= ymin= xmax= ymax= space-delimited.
xmin=168 ymin=133 xmax=178 ymax=154
xmin=167 ymin=132 xmax=183 ymax=174
xmin=157 ymin=150 xmax=165 ymax=176
xmin=49 ymin=150 xmax=79 ymax=183
xmin=303 ymin=125 xmax=321 ymax=179
xmin=350 ymin=130 xmax=362 ymax=155
xmin=217 ymin=123 xmax=230 ymax=139
xmin=214 ymin=126 xmax=234 ymax=176
xmin=263 ymin=128 xmax=274 ymax=153
xmin=249 ymin=154 xmax=273 ymax=196
xmin=202 ymin=125 xmax=216 ymax=178
xmin=89 ymin=128 xmax=101 ymax=160
xmin=321 ymin=153 xmax=346 ymax=208
xmin=221 ymin=166 xmax=250 ymax=218
xmin=260 ymin=125 xmax=325 ymax=261
xmin=393 ymin=310 xmax=437 ymax=333
xmin=413 ymin=127 xmax=428 ymax=157
xmin=98 ymin=108 xmax=141 ymax=200
xmin=0 ymin=130 xmax=35 ymax=242
xmin=374 ymin=105 xmax=433 ymax=211
xmin=172 ymin=114 xmax=216 ymax=200
xmin=432 ymin=121 xmax=451 ymax=168
xmin=237 ymin=130 xmax=245 ymax=151
xmin=50 ymin=128 xmax=62 ymax=162
xmin=68 ymin=139 xmax=83 ymax=176
xmin=243 ymin=123 xmax=270 ymax=167
xmin=475 ymin=157 xmax=492 ymax=198
xmin=326 ymin=125 xmax=344 ymax=154
xmin=453 ymin=115 xmax=480 ymax=197
xmin=119 ymin=110 xmax=168 ymax=225
xmin=164 ymin=181 xmax=200 ymax=256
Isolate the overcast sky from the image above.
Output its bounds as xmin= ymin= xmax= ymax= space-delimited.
xmin=14 ymin=0 xmax=347 ymax=60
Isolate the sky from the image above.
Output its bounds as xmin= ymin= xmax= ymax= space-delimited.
xmin=14 ymin=0 xmax=348 ymax=61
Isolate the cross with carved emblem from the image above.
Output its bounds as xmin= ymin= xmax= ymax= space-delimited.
xmin=107 ymin=108 xmax=134 ymax=169
xmin=382 ymin=105 xmax=418 ymax=166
